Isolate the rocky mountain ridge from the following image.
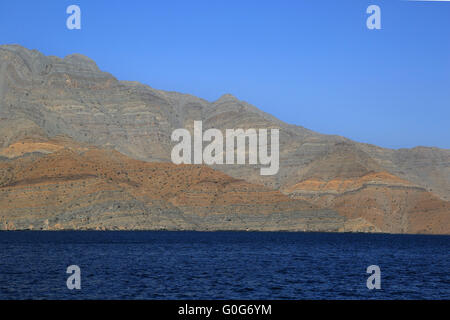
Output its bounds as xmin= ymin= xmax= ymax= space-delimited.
xmin=0 ymin=44 xmax=448 ymax=234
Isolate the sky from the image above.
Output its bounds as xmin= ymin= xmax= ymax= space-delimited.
xmin=0 ymin=0 xmax=449 ymax=149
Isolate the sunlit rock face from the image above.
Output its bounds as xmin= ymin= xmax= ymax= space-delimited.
xmin=0 ymin=45 xmax=448 ymax=234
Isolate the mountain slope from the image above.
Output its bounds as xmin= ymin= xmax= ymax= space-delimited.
xmin=0 ymin=44 xmax=448 ymax=234
xmin=0 ymin=136 xmax=349 ymax=231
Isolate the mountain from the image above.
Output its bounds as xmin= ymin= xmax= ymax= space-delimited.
xmin=0 ymin=136 xmax=353 ymax=232
xmin=0 ymin=44 xmax=448 ymax=234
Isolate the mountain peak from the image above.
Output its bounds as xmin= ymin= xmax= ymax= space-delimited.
xmin=215 ymin=93 xmax=239 ymax=103
xmin=63 ymin=53 xmax=100 ymax=71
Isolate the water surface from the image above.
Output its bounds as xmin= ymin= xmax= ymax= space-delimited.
xmin=0 ymin=231 xmax=448 ymax=299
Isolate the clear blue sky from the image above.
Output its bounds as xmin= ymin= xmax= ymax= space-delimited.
xmin=1 ymin=0 xmax=449 ymax=149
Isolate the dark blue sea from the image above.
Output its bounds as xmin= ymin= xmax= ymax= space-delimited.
xmin=0 ymin=231 xmax=448 ymax=299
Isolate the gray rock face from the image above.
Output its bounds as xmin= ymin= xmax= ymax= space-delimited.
xmin=0 ymin=44 xmax=449 ymax=204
